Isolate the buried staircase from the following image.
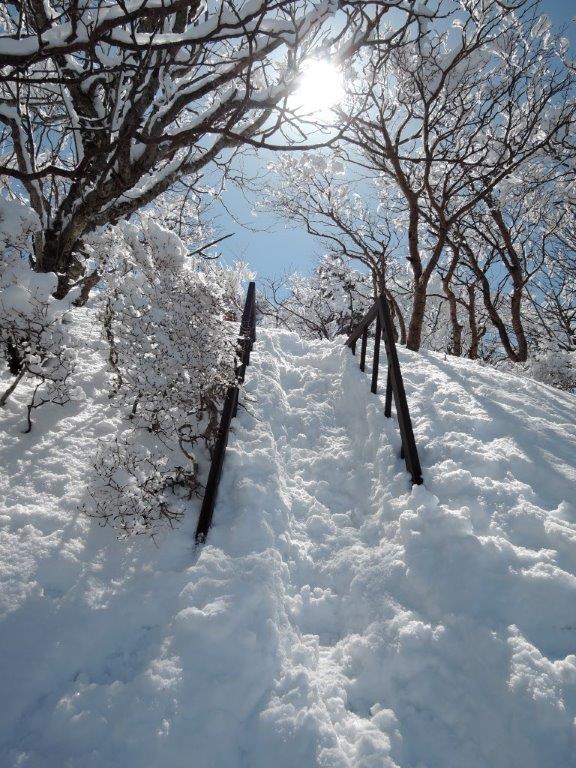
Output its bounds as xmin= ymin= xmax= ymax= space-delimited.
xmin=195 ymin=282 xmax=422 ymax=544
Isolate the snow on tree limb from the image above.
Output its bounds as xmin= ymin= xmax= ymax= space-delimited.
xmin=0 ymin=0 xmax=420 ymax=297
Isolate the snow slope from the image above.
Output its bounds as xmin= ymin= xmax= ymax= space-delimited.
xmin=1 ymin=320 xmax=576 ymax=767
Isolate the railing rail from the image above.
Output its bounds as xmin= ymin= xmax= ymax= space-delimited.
xmin=346 ymin=294 xmax=423 ymax=485
xmin=195 ymin=281 xmax=257 ymax=543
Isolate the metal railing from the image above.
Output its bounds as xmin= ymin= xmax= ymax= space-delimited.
xmin=195 ymin=281 xmax=256 ymax=543
xmin=346 ymin=294 xmax=423 ymax=485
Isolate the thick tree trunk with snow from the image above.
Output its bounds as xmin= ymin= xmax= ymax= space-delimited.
xmin=35 ymin=226 xmax=86 ymax=298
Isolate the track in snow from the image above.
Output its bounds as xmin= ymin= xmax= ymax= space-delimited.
xmin=205 ymin=329 xmax=422 ymax=767
xmin=199 ymin=328 xmax=576 ymax=768
xmin=3 ymin=324 xmax=576 ymax=768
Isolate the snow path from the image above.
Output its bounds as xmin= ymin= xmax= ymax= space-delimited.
xmin=2 ymin=323 xmax=576 ymax=767
xmin=205 ymin=329 xmax=576 ymax=768
xmin=214 ymin=329 xmax=410 ymax=766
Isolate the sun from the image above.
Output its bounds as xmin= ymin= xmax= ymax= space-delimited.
xmin=292 ymin=59 xmax=345 ymax=116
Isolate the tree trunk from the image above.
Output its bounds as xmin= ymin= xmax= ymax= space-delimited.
xmin=489 ymin=204 xmax=529 ymax=362
xmin=388 ymin=294 xmax=407 ymax=345
xmin=406 ymin=230 xmax=448 ymax=352
xmin=463 ymin=243 xmax=521 ymax=362
xmin=34 ymin=220 xmax=86 ymax=299
xmin=441 ymin=251 xmax=463 ymax=356
xmin=74 ymin=270 xmax=101 ymax=307
xmin=466 ymin=285 xmax=484 ymax=359
xmin=406 ymin=280 xmax=428 ymax=351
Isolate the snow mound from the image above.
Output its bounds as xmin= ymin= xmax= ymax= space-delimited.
xmin=1 ymin=324 xmax=576 ymax=767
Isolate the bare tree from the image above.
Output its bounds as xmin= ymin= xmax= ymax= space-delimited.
xmin=262 ymin=154 xmax=411 ymax=340
xmin=0 ymin=0 xmax=411 ymax=299
xmin=526 ymin=186 xmax=576 ymax=355
xmin=260 ymin=253 xmax=373 ymax=339
xmin=337 ymin=0 xmax=574 ymax=352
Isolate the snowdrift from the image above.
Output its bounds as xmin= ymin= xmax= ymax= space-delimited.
xmin=1 ymin=317 xmax=576 ymax=768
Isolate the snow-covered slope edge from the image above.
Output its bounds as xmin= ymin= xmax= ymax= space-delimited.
xmin=1 ymin=323 xmax=576 ymax=768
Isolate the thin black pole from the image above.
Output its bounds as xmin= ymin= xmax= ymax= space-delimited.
xmin=237 ymin=282 xmax=256 ymax=381
xmin=346 ymin=293 xmax=423 ymax=486
xmin=384 ymin=366 xmax=392 ymax=417
xmin=377 ymin=296 xmax=422 ymax=484
xmin=232 ymin=374 xmax=241 ymax=417
xmin=371 ymin=312 xmax=381 ymax=394
xmin=240 ymin=282 xmax=256 ymax=335
xmin=195 ymin=282 xmax=257 ymax=543
xmin=195 ymin=385 xmax=237 ymax=543
xmin=360 ymin=327 xmax=368 ymax=372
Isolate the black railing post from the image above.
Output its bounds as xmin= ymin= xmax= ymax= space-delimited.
xmin=195 ymin=281 xmax=257 ymax=544
xmin=377 ymin=295 xmax=422 ymax=485
xmin=240 ymin=282 xmax=256 ymax=335
xmin=232 ymin=372 xmax=241 ymax=417
xmin=237 ymin=281 xmax=256 ymax=380
xmin=345 ymin=292 xmax=423 ymax=486
xmin=194 ymin=385 xmax=237 ymax=543
xmin=384 ymin=366 xmax=392 ymax=417
xmin=371 ymin=312 xmax=381 ymax=394
xmin=360 ymin=327 xmax=368 ymax=372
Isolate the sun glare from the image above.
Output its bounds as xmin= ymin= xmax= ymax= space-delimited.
xmin=292 ymin=59 xmax=345 ymax=116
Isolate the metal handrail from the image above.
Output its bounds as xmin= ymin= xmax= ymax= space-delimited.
xmin=346 ymin=294 xmax=423 ymax=485
xmin=195 ymin=281 xmax=257 ymax=543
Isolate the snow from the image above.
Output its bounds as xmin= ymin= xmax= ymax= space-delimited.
xmin=0 ymin=197 xmax=40 ymax=251
xmin=1 ymin=321 xmax=576 ymax=767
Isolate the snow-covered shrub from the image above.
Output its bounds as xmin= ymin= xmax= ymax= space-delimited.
xmin=0 ymin=198 xmax=75 ymax=429
xmin=0 ymin=196 xmax=40 ymax=253
xmin=89 ymin=439 xmax=199 ymax=536
xmin=85 ymin=216 xmax=237 ymax=537
xmin=263 ymin=254 xmax=373 ymax=339
xmin=522 ymin=346 xmax=576 ymax=392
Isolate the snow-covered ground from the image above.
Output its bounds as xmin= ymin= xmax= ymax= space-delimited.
xmin=1 ymin=319 xmax=576 ymax=767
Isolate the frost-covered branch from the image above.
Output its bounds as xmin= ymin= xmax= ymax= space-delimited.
xmin=0 ymin=0 xmax=416 ymax=299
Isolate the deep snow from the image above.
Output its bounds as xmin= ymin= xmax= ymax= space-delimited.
xmin=1 ymin=317 xmax=576 ymax=767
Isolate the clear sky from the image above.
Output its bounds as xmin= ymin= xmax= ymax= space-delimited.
xmin=217 ymin=0 xmax=575 ymax=281
xmin=217 ymin=147 xmax=325 ymax=280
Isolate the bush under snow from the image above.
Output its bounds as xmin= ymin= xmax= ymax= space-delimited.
xmin=83 ymin=216 xmax=237 ymax=537
xmin=0 ymin=198 xmax=76 ymax=429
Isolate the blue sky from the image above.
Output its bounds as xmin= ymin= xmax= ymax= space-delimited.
xmin=217 ymin=0 xmax=575 ymax=281
xmin=217 ymin=147 xmax=325 ymax=280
